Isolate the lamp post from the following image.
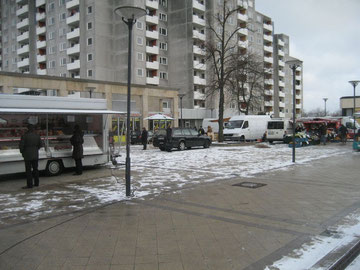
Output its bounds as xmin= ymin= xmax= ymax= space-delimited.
xmin=286 ymin=59 xmax=302 ymax=163
xmin=115 ymin=5 xmax=146 ymax=197
xmin=349 ymin=80 xmax=360 ymax=139
xmin=178 ymin=94 xmax=185 ymax=128
xmin=323 ymin=98 xmax=328 ymax=116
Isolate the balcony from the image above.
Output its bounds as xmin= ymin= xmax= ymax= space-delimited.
xmin=67 ymin=44 xmax=80 ymax=55
xmin=279 ymin=81 xmax=285 ymax=87
xmin=17 ymin=31 xmax=29 ymax=42
xmin=146 ymin=15 xmax=159 ymax=25
xmin=238 ymin=28 xmax=248 ymax=36
xmin=146 ymin=61 xmax=159 ymax=70
xmin=278 ymin=50 xmax=284 ymax=57
xmin=238 ymin=40 xmax=248 ymax=49
xmin=237 ymin=0 xmax=248 ymax=8
xmin=146 ymin=30 xmax=159 ymax=40
xmin=17 ymin=0 xmax=27 ymax=3
xmin=265 ymin=100 xmax=274 ymax=107
xmin=17 ymin=44 xmax=29 ymax=55
xmin=278 ymin=60 xmax=285 ymax=67
xmin=66 ymin=0 xmax=79 ymax=9
xmin=146 ymin=76 xmax=160 ymax=85
xmin=36 ymin=26 xmax=46 ymax=35
xmin=193 ymin=0 xmax=205 ymax=12
xmin=193 ymin=15 xmax=205 ymax=26
xmin=16 ymin=4 xmax=29 ymax=17
xmin=36 ymin=0 xmax=45 ymax=7
xmin=194 ymin=76 xmax=206 ymax=85
xmin=67 ymin=59 xmax=80 ymax=70
xmin=146 ymin=0 xmax=159 ymax=10
xmin=264 ymin=45 xmax=272 ymax=53
xmin=193 ymin=60 xmax=206 ymax=71
xmin=296 ymin=75 xmax=301 ymax=81
xmin=237 ymin=13 xmax=247 ymax=22
xmin=278 ymin=70 xmax=285 ymax=77
xmin=17 ymin=58 xmax=30 ymax=68
xmin=264 ymin=56 xmax=273 ymax=64
xmin=37 ymin=54 xmax=46 ymax=63
xmin=279 ymin=112 xmax=285 ymax=118
xmin=66 ymin=12 xmax=80 ymax=26
xmin=193 ymin=45 xmax=206 ymax=55
xmin=264 ymin=79 xmax=274 ymax=85
xmin=36 ymin=12 xmax=46 ymax=22
xmin=36 ymin=40 xmax=46 ymax=49
xmin=194 ymin=91 xmax=206 ymax=100
xmin=264 ymin=34 xmax=273 ymax=43
xmin=17 ymin=18 xmax=29 ymax=30
xmin=296 ymin=103 xmax=302 ymax=109
xmin=279 ymin=91 xmax=285 ymax=98
xmin=264 ymin=90 xmax=274 ymax=96
xmin=295 ymin=84 xmax=301 ymax=90
xmin=279 ymin=102 xmax=285 ymax=108
xmin=296 ymin=94 xmax=302 ymax=99
xmin=67 ymin=28 xmax=80 ymax=40
xmin=278 ymin=39 xmax=285 ymax=46
xmin=37 ymin=69 xmax=47 ymax=75
xmin=263 ymin=23 xmax=273 ymax=32
xmin=193 ymin=30 xmax=205 ymax=41
xmin=146 ymin=45 xmax=159 ymax=55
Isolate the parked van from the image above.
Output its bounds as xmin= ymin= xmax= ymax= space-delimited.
xmin=223 ymin=115 xmax=271 ymax=141
xmin=266 ymin=118 xmax=292 ymax=143
xmin=202 ymin=118 xmax=229 ymax=134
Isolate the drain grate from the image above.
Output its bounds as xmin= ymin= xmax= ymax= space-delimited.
xmin=232 ymin=182 xmax=267 ymax=189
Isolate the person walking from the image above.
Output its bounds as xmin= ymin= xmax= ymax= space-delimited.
xmin=141 ymin=127 xmax=148 ymax=150
xmin=70 ymin=125 xmax=84 ymax=175
xmin=19 ymin=124 xmax=43 ymax=189
xmin=339 ymin=124 xmax=348 ymax=144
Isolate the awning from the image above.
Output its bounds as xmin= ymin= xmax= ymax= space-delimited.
xmin=0 ymin=108 xmax=126 ymax=114
xmin=144 ymin=113 xmax=174 ymax=120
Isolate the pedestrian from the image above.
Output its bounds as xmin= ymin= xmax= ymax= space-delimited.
xmin=141 ymin=127 xmax=148 ymax=150
xmin=198 ymin=126 xmax=205 ymax=135
xmin=338 ymin=124 xmax=348 ymax=144
xmin=320 ymin=123 xmax=327 ymax=145
xmin=206 ymin=126 xmax=214 ymax=141
xmin=19 ymin=124 xmax=43 ymax=189
xmin=70 ymin=125 xmax=84 ymax=175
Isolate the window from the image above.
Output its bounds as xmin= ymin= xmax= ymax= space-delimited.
xmin=160 ymin=42 xmax=167 ymax=50
xmin=87 ymin=70 xmax=93 ymax=77
xmin=49 ymin=31 xmax=55 ymax=40
xmin=48 ymin=60 xmax=56 ymax=68
xmin=87 ymin=22 xmax=92 ymax=30
xmin=59 ymin=0 xmax=66 ymax=6
xmin=3 ymin=36 xmax=8 ymax=43
xmin=137 ymin=68 xmax=144 ymax=77
xmin=59 ymin=28 xmax=67 ymax=37
xmin=87 ymin=6 xmax=93 ymax=14
xmin=48 ymin=2 xmax=55 ymax=11
xmin=160 ymin=72 xmax=168 ymax=80
xmin=59 ymin=42 xmax=67 ymax=51
xmin=11 ymin=45 xmax=16 ymax=52
xmin=59 ymin=12 xmax=66 ymax=21
xmin=87 ymin=54 xmax=93 ymax=61
xmin=12 ymin=58 xmax=17 ymax=64
xmin=87 ymin=38 xmax=93 ymax=45
xmin=159 ymin=0 xmax=167 ymax=7
xmin=137 ymin=52 xmax=144 ymax=61
xmin=159 ymin=27 xmax=167 ymax=36
xmin=160 ymin=57 xmax=167 ymax=65
xmin=136 ymin=21 xmax=143 ymax=30
xmin=137 ymin=36 xmax=143 ymax=45
xmin=48 ymin=17 xmax=55 ymax=25
xmin=162 ymin=101 xmax=169 ymax=108
xmin=159 ymin=13 xmax=167 ymax=21
xmin=48 ymin=46 xmax=56 ymax=54
xmin=60 ymin=57 xmax=67 ymax=66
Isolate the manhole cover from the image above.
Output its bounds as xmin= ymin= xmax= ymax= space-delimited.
xmin=232 ymin=182 xmax=267 ymax=189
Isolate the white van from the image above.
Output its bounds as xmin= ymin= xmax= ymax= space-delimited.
xmin=266 ymin=118 xmax=292 ymax=143
xmin=223 ymin=115 xmax=271 ymax=141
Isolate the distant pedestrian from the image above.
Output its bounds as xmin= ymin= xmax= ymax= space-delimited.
xmin=141 ymin=127 xmax=148 ymax=150
xmin=339 ymin=124 xmax=348 ymax=144
xmin=320 ymin=123 xmax=327 ymax=145
xmin=19 ymin=124 xmax=43 ymax=189
xmin=70 ymin=125 xmax=84 ymax=175
xmin=198 ymin=126 xmax=205 ymax=135
xmin=206 ymin=126 xmax=214 ymax=141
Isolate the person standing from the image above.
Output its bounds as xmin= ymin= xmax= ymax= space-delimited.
xmin=198 ymin=126 xmax=205 ymax=135
xmin=19 ymin=124 xmax=43 ymax=189
xmin=320 ymin=123 xmax=327 ymax=145
xmin=70 ymin=125 xmax=84 ymax=175
xmin=339 ymin=124 xmax=348 ymax=144
xmin=141 ymin=127 xmax=148 ymax=150
xmin=206 ymin=126 xmax=214 ymax=141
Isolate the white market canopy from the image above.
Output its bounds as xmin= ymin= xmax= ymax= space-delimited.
xmin=144 ymin=114 xmax=174 ymax=120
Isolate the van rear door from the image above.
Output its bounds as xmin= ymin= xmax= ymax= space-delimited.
xmin=267 ymin=121 xmax=284 ymax=140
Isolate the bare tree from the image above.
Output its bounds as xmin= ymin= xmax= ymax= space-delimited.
xmin=227 ymin=51 xmax=267 ymax=115
xmin=205 ymin=0 xmax=243 ymax=142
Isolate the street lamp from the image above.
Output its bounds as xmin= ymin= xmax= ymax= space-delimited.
xmin=286 ymin=59 xmax=302 ymax=163
xmin=178 ymin=94 xmax=186 ymax=128
xmin=323 ymin=98 xmax=328 ymax=116
xmin=349 ymin=80 xmax=360 ymax=139
xmin=115 ymin=5 xmax=146 ymax=197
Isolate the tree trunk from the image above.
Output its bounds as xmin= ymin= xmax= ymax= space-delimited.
xmin=218 ymin=85 xmax=225 ymax=142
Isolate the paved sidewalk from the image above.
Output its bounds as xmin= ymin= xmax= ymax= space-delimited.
xmin=0 ymin=147 xmax=359 ymax=269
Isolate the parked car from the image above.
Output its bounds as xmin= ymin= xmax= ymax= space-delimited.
xmin=147 ymin=130 xmax=154 ymax=143
xmin=153 ymin=128 xmax=211 ymax=151
xmin=130 ymin=130 xmax=141 ymax=144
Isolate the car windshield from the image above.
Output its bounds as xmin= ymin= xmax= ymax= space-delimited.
xmin=155 ymin=129 xmax=166 ymax=136
xmin=227 ymin=120 xmax=243 ymax=129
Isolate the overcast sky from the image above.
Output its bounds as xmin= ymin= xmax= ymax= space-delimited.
xmin=255 ymin=0 xmax=360 ymax=113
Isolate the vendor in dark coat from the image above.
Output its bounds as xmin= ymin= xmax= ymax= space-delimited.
xmin=19 ymin=124 xmax=43 ymax=189
xmin=70 ymin=125 xmax=84 ymax=175
xmin=141 ymin=127 xmax=148 ymax=150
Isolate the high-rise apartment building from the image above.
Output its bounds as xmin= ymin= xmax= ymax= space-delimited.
xmin=0 ymin=0 xmax=303 ymax=125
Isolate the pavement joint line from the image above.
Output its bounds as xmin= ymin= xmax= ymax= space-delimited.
xmin=141 ymin=201 xmax=309 ymax=237
xmin=159 ymin=197 xmax=320 ymax=229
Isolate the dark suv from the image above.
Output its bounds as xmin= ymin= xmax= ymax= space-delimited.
xmin=153 ymin=128 xmax=211 ymax=151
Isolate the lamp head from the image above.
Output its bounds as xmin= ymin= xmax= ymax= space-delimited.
xmin=114 ymin=6 xmax=147 ymax=21
xmin=349 ymin=80 xmax=360 ymax=87
xmin=286 ymin=59 xmax=302 ymax=69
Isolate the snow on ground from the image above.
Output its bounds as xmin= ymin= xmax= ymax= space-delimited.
xmin=265 ymin=211 xmax=360 ymax=270
xmin=0 ymin=143 xmax=354 ymax=227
